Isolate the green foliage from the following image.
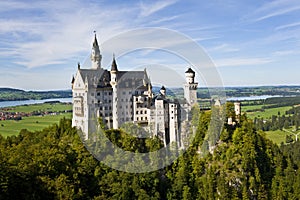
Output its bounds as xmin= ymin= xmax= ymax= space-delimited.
xmin=0 ymin=88 xmax=71 ymax=101
xmin=1 ymin=104 xmax=300 ymax=199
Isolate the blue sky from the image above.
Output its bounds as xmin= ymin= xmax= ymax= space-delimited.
xmin=1 ymin=0 xmax=300 ymax=90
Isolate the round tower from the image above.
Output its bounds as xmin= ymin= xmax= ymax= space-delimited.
xmin=185 ymin=68 xmax=195 ymax=84
xmin=110 ymin=55 xmax=119 ymax=129
xmin=184 ymin=67 xmax=198 ymax=106
xmin=160 ymin=86 xmax=166 ymax=96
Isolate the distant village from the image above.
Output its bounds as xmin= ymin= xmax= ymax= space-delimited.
xmin=0 ymin=103 xmax=72 ymax=121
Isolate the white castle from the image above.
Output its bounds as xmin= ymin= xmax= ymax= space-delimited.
xmin=72 ymin=34 xmax=198 ymax=148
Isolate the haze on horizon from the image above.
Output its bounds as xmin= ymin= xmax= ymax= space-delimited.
xmin=1 ymin=0 xmax=300 ymax=90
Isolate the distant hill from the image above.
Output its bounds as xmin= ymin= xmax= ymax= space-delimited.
xmin=0 ymin=88 xmax=72 ymax=101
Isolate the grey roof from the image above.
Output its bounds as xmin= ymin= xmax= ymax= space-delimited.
xmin=77 ymin=65 xmax=151 ymax=91
xmin=117 ymin=71 xmax=148 ymax=89
xmin=111 ymin=57 xmax=118 ymax=71
xmin=97 ymin=70 xmax=111 ymax=88
xmin=93 ymin=34 xmax=99 ymax=48
xmin=78 ymin=68 xmax=104 ymax=87
xmin=185 ymin=67 xmax=195 ymax=74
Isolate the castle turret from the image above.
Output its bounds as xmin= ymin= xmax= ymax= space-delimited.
xmin=110 ymin=55 xmax=118 ymax=129
xmin=234 ymin=102 xmax=241 ymax=123
xmin=184 ymin=67 xmax=198 ymax=106
xmin=160 ymin=86 xmax=166 ymax=96
xmin=90 ymin=33 xmax=102 ymax=69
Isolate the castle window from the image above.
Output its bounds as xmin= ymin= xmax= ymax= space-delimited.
xmin=171 ymin=111 xmax=174 ymax=113
xmin=104 ymin=92 xmax=107 ymax=95
xmin=171 ymin=117 xmax=174 ymax=119
xmin=109 ymin=92 xmax=112 ymax=95
xmin=97 ymin=92 xmax=100 ymax=96
xmin=122 ymin=91 xmax=126 ymax=95
xmin=129 ymin=91 xmax=132 ymax=94
xmin=92 ymin=101 xmax=94 ymax=104
xmin=109 ymin=106 xmax=112 ymax=110
xmin=140 ymin=111 xmax=143 ymax=114
xmin=136 ymin=111 xmax=138 ymax=114
xmin=145 ymin=117 xmax=147 ymax=120
xmin=141 ymin=117 xmax=143 ymax=120
xmin=109 ymin=100 xmax=111 ymax=103
xmin=137 ymin=117 xmax=139 ymax=120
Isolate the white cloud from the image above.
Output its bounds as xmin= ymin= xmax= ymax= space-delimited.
xmin=208 ymin=43 xmax=239 ymax=53
xmin=215 ymin=57 xmax=273 ymax=67
xmin=245 ymin=0 xmax=300 ymax=22
xmin=139 ymin=0 xmax=178 ymax=17
xmin=276 ymin=21 xmax=300 ymax=30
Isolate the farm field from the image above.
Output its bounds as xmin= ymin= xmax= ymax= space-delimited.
xmin=243 ymin=104 xmax=292 ymax=119
xmin=264 ymin=130 xmax=292 ymax=145
xmin=0 ymin=113 xmax=72 ymax=137
xmin=0 ymin=102 xmax=72 ymax=113
xmin=0 ymin=102 xmax=72 ymax=137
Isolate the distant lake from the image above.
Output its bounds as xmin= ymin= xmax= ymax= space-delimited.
xmin=227 ymin=95 xmax=282 ymax=101
xmin=0 ymin=98 xmax=72 ymax=108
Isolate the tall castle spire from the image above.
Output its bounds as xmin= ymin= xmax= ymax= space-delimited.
xmin=111 ymin=54 xmax=118 ymax=72
xmin=90 ymin=32 xmax=102 ymax=69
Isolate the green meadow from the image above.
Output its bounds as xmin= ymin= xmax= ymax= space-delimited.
xmin=0 ymin=102 xmax=72 ymax=113
xmin=243 ymin=104 xmax=292 ymax=119
xmin=0 ymin=103 xmax=72 ymax=137
xmin=0 ymin=113 xmax=72 ymax=137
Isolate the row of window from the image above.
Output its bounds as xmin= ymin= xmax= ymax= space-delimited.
xmin=136 ymin=117 xmax=148 ymax=121
xmin=136 ymin=110 xmax=147 ymax=114
xmin=74 ymin=93 xmax=84 ymax=97
xmin=100 ymin=113 xmax=112 ymax=117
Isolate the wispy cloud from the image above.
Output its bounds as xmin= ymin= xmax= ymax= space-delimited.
xmin=215 ymin=57 xmax=273 ymax=67
xmin=276 ymin=21 xmax=300 ymax=30
xmin=245 ymin=0 xmax=300 ymax=22
xmin=139 ymin=0 xmax=178 ymax=17
xmin=208 ymin=43 xmax=239 ymax=53
xmin=0 ymin=1 xmax=140 ymax=68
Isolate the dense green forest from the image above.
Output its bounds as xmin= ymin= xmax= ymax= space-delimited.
xmin=0 ymin=104 xmax=300 ymax=199
xmin=0 ymin=88 xmax=71 ymax=101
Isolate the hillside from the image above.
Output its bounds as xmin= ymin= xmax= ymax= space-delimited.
xmin=0 ymin=88 xmax=72 ymax=101
xmin=0 ymin=107 xmax=300 ymax=199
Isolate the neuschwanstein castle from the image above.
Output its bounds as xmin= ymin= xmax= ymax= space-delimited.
xmin=72 ymin=34 xmax=198 ymax=148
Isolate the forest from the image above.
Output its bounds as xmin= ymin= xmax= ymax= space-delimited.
xmin=0 ymin=88 xmax=71 ymax=101
xmin=0 ymin=104 xmax=300 ymax=199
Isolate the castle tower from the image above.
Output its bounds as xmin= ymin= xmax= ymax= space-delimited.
xmin=234 ymin=102 xmax=241 ymax=123
xmin=234 ymin=102 xmax=241 ymax=116
xmin=110 ymin=55 xmax=119 ymax=129
xmin=160 ymin=86 xmax=166 ymax=96
xmin=184 ymin=67 xmax=198 ymax=106
xmin=90 ymin=33 xmax=102 ymax=69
